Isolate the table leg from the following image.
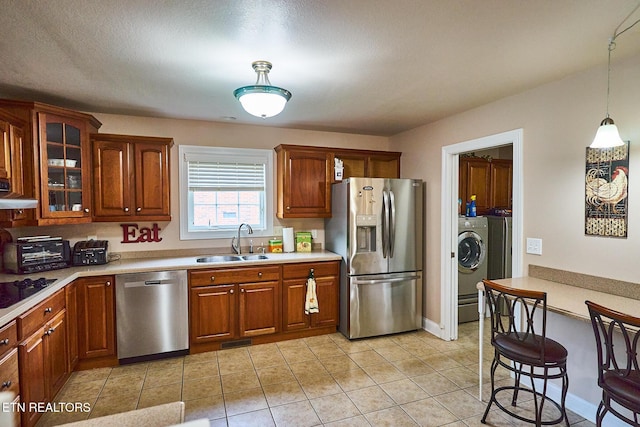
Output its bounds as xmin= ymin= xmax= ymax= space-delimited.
xmin=478 ymin=287 xmax=485 ymax=401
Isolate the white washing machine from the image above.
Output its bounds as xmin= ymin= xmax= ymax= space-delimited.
xmin=458 ymin=216 xmax=488 ymax=323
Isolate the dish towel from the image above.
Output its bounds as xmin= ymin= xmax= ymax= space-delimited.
xmin=305 ymin=277 xmax=319 ymax=314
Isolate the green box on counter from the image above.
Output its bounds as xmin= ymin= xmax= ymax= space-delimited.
xmin=268 ymin=239 xmax=283 ymax=253
xmin=295 ymin=232 xmax=312 ymax=252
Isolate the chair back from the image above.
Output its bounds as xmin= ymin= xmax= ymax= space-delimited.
xmin=482 ymin=279 xmax=548 ymax=362
xmin=585 ymin=300 xmax=640 ymax=385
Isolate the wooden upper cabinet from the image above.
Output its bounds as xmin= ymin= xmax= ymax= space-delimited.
xmin=490 ymin=159 xmax=513 ymax=210
xmin=91 ymin=133 xmax=173 ymax=221
xmin=0 ymin=120 xmax=10 ymax=180
xmin=338 ymin=150 xmax=401 ymax=180
xmin=39 ymin=113 xmax=94 ymax=221
xmin=0 ymin=99 xmax=102 ymax=226
xmin=276 ymin=145 xmax=332 ymax=218
xmin=275 ymin=145 xmax=401 ymax=219
xmin=0 ymin=110 xmax=28 ymax=228
xmin=459 ymin=157 xmax=512 ymax=215
xmin=459 ymin=158 xmax=491 ymax=215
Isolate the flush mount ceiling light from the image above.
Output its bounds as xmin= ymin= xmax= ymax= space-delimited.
xmin=591 ymin=3 xmax=640 ymax=148
xmin=233 ymin=61 xmax=292 ymax=119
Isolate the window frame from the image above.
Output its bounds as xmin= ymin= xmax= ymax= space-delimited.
xmin=179 ymin=145 xmax=274 ymax=240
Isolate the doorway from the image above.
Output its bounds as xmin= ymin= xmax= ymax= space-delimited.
xmin=440 ymin=129 xmax=524 ymax=341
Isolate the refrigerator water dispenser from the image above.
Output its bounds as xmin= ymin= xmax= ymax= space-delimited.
xmin=355 ymin=214 xmax=377 ymax=252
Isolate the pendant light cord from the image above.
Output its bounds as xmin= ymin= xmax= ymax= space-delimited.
xmin=612 ymin=2 xmax=640 ymax=41
xmin=605 ymin=1 xmax=640 ymax=118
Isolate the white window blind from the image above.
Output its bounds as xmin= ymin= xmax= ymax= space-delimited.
xmin=188 ymin=161 xmax=265 ymax=192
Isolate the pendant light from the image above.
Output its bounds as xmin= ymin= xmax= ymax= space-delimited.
xmin=234 ymin=61 xmax=292 ymax=118
xmin=591 ymin=3 xmax=640 ymax=148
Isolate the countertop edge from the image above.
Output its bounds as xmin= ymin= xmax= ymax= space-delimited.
xmin=478 ymin=277 xmax=640 ymax=323
xmin=0 ymin=251 xmax=342 ymax=327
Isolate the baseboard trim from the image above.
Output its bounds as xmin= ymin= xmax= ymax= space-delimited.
xmin=516 ymin=377 xmax=630 ymax=427
xmin=422 ymin=316 xmax=447 ymax=340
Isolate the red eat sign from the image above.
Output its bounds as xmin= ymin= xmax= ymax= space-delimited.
xmin=121 ymin=223 xmax=163 ymax=243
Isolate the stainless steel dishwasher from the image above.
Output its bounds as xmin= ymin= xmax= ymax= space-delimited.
xmin=115 ymin=270 xmax=189 ymax=362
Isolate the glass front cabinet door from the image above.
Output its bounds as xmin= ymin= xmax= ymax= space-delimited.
xmin=39 ymin=113 xmax=91 ymax=220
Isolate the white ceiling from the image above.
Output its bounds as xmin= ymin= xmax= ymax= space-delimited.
xmin=1 ymin=0 xmax=639 ymax=136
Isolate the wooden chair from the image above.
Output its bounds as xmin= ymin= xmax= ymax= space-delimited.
xmin=586 ymin=300 xmax=640 ymax=427
xmin=481 ymin=279 xmax=569 ymax=426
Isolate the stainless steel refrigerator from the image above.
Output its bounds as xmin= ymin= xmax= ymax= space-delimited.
xmin=486 ymin=216 xmax=512 ymax=280
xmin=325 ymin=178 xmax=424 ymax=339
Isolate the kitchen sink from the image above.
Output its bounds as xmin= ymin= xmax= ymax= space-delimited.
xmin=195 ymin=254 xmax=270 ymax=263
xmin=241 ymin=254 xmax=269 ymax=261
xmin=196 ymin=255 xmax=243 ymax=263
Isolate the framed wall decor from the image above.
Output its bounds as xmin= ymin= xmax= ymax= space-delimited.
xmin=585 ymin=141 xmax=630 ymax=238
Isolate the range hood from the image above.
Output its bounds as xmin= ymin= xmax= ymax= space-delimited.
xmin=0 ymin=197 xmax=38 ymax=209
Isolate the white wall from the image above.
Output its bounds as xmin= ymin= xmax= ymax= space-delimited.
xmin=392 ymin=53 xmax=640 ymax=326
xmin=13 ymin=116 xmax=390 ymax=252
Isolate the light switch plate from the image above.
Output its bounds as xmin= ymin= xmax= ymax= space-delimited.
xmin=526 ymin=238 xmax=542 ymax=255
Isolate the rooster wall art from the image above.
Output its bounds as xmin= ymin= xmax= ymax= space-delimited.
xmin=585 ymin=142 xmax=629 ymax=238
xmin=585 ymin=166 xmax=628 ymax=213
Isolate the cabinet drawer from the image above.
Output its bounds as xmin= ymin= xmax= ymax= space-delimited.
xmin=282 ymin=262 xmax=339 ymax=280
xmin=190 ymin=266 xmax=280 ymax=287
xmin=0 ymin=320 xmax=17 ymax=358
xmin=0 ymin=347 xmax=19 ymax=397
xmin=18 ymin=289 xmax=65 ymax=340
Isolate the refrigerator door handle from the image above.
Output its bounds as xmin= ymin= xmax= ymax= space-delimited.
xmin=389 ymin=190 xmax=396 ymax=258
xmin=382 ymin=190 xmax=389 ymax=258
xmin=352 ymin=275 xmax=421 ymax=285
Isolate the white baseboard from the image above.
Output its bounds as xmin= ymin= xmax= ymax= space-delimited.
xmin=516 ymin=377 xmax=629 ymax=427
xmin=422 ymin=316 xmax=448 ymax=340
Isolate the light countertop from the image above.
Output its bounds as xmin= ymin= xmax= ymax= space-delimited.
xmin=0 ymin=250 xmax=342 ymax=327
xmin=478 ymin=276 xmax=640 ymax=322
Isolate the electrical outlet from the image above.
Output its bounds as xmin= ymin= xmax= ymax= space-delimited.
xmin=526 ymin=238 xmax=542 ymax=255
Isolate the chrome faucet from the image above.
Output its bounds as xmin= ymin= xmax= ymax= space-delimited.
xmin=231 ymin=223 xmax=253 ymax=254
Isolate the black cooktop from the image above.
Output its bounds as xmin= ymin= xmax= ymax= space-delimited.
xmin=0 ymin=277 xmax=56 ymax=309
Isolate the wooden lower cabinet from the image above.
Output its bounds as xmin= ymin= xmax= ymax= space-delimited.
xmin=75 ymin=276 xmax=116 ymax=365
xmin=19 ymin=308 xmax=68 ymax=427
xmin=0 ymin=321 xmax=20 ymax=427
xmin=239 ymin=280 xmax=280 ymax=337
xmin=282 ymin=261 xmax=340 ymax=332
xmin=19 ymin=329 xmax=45 ymax=427
xmin=190 ymin=284 xmax=236 ymax=343
xmin=189 ymin=261 xmax=340 ymax=352
xmin=189 ymin=266 xmax=281 ymax=350
xmin=65 ymin=281 xmax=79 ymax=371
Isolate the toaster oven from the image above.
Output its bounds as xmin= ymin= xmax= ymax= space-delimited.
xmin=3 ymin=236 xmax=71 ymax=274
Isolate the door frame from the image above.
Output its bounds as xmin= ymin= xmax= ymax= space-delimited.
xmin=439 ymin=129 xmax=524 ymax=340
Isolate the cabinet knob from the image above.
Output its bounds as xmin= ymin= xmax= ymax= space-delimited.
xmin=0 ymin=338 xmax=9 ymax=346
xmin=106 ymin=281 xmax=111 ymax=287
xmin=1 ymin=381 xmax=11 ymax=389
xmin=258 ymin=272 xmax=263 ymax=277
xmin=136 ymin=207 xmax=142 ymax=212
xmin=241 ymin=289 xmax=245 ymax=293
xmin=48 ymin=328 xmax=55 ymax=335
xmin=16 ymin=209 xmax=23 ymax=214
xmin=84 ymin=208 xmax=90 ymax=213
xmin=286 ymin=206 xmax=291 ymax=210
xmin=124 ymin=207 xmax=130 ymax=212
xmin=210 ymin=276 xmax=215 ymax=282
xmin=44 ymin=307 xmax=52 ymax=314
xmin=230 ymin=289 xmax=234 ymax=294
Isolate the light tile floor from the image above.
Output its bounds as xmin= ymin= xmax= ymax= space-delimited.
xmin=36 ymin=322 xmax=596 ymax=426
